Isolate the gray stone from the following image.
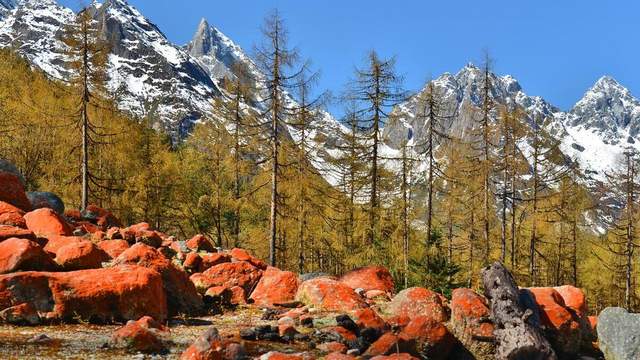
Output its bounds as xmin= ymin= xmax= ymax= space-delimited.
xmin=598 ymin=307 xmax=640 ymax=360
xmin=26 ymin=191 xmax=65 ymax=215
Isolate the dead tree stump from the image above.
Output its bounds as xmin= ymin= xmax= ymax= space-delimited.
xmin=481 ymin=262 xmax=557 ymax=360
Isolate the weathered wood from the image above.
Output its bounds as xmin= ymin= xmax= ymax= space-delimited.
xmin=482 ymin=262 xmax=557 ymax=360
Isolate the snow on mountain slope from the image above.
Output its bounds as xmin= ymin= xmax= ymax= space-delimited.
xmin=0 ymin=0 xmax=16 ymax=18
xmin=0 ymin=0 xmax=222 ymax=139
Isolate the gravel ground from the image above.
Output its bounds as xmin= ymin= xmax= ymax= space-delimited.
xmin=0 ymin=307 xmax=315 ymax=360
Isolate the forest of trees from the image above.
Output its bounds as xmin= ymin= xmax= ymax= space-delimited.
xmin=0 ymin=11 xmax=638 ymax=313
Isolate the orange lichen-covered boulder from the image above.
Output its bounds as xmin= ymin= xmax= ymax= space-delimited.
xmin=0 ymin=265 xmax=168 ymax=323
xmin=180 ymin=327 xmax=229 ymax=360
xmin=82 ymin=204 xmax=122 ymax=229
xmin=114 ymin=243 xmax=203 ymax=315
xmin=449 ymin=288 xmax=494 ymax=360
xmin=54 ymin=241 xmax=109 ymax=270
xmin=398 ymin=316 xmax=455 ymax=360
xmin=190 ymin=261 xmax=263 ymax=294
xmin=351 ymin=308 xmax=387 ymax=330
xmin=296 ymin=277 xmax=367 ymax=312
xmin=364 ymin=332 xmax=411 ymax=357
xmin=0 ymin=211 xmax=26 ymax=228
xmin=183 ymin=252 xmax=202 ymax=272
xmin=326 ymin=353 xmax=356 ymax=360
xmin=528 ymin=287 xmax=584 ymax=355
xmin=111 ymin=317 xmax=168 ymax=353
xmin=186 ymin=234 xmax=215 ymax=252
xmin=199 ymin=253 xmax=231 ymax=272
xmin=340 ymin=266 xmax=395 ymax=294
xmin=382 ymin=287 xmax=448 ymax=324
xmin=43 ymin=236 xmax=86 ymax=256
xmin=250 ymin=266 xmax=300 ymax=307
xmin=97 ymin=239 xmax=130 ymax=259
xmin=0 ymin=302 xmax=40 ymax=325
xmin=24 ymin=208 xmax=72 ymax=237
xmin=0 ymin=225 xmax=36 ymax=242
xmin=0 ymin=201 xmax=24 ymax=216
xmin=0 ymin=172 xmax=31 ymax=211
xmin=0 ymin=238 xmax=57 ymax=274
xmin=230 ymin=248 xmax=267 ymax=270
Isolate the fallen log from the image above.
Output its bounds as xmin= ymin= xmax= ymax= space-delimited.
xmin=481 ymin=262 xmax=557 ymax=360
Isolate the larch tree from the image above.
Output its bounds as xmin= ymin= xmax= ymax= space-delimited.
xmin=350 ymin=51 xmax=406 ymax=246
xmin=62 ymin=8 xmax=109 ymax=212
xmin=255 ymin=10 xmax=306 ymax=266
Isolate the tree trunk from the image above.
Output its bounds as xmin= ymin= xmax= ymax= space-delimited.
xmin=482 ymin=262 xmax=557 ymax=360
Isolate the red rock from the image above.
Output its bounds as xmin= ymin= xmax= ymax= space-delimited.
xmin=229 ymin=286 xmax=246 ymax=305
xmin=224 ymin=342 xmax=247 ymax=360
xmin=186 ymin=234 xmax=215 ymax=252
xmin=54 ymin=241 xmax=109 ymax=270
xmin=351 ymin=308 xmax=387 ymax=330
xmin=191 ymin=261 xmax=263 ymax=294
xmin=340 ymin=266 xmax=395 ymax=294
xmin=137 ymin=315 xmax=168 ymax=332
xmin=280 ymin=307 xmax=308 ymax=320
xmin=364 ymin=332 xmax=407 ymax=357
xmin=365 ymin=290 xmax=389 ymax=301
xmin=0 ymin=265 xmax=167 ymax=322
xmin=528 ymin=287 xmax=583 ymax=355
xmin=325 ymin=352 xmax=356 ymax=360
xmin=230 ymin=248 xmax=267 ymax=270
xmin=317 ymin=341 xmax=347 ymax=354
xmin=554 ymin=285 xmax=588 ymax=317
xmin=370 ymin=354 xmax=419 ymax=360
xmin=43 ymin=236 xmax=86 ymax=256
xmin=296 ymin=277 xmax=367 ymax=312
xmin=128 ymin=222 xmax=151 ymax=233
xmin=0 ymin=211 xmax=26 ymax=228
xmin=0 ymin=172 xmax=31 ymax=211
xmin=83 ymin=205 xmax=121 ymax=229
xmin=184 ymin=252 xmax=202 ymax=272
xmin=111 ymin=319 xmax=166 ymax=353
xmin=325 ymin=326 xmax=357 ymax=342
xmin=0 ymin=225 xmax=36 ymax=242
xmin=24 ymin=208 xmax=72 ymax=237
xmin=91 ymin=230 xmax=106 ymax=241
xmin=0 ymin=238 xmax=57 ymax=274
xmin=0 ymin=302 xmax=40 ymax=325
xmin=76 ymin=221 xmax=101 ymax=234
xmin=0 ymin=201 xmax=24 ymax=216
xmin=114 ymin=243 xmax=203 ymax=315
xmin=449 ymin=288 xmax=494 ymax=360
xmin=200 ymin=253 xmax=231 ymax=272
xmin=398 ymin=316 xmax=455 ymax=360
xmin=97 ymin=239 xmax=130 ymax=259
xmin=250 ymin=266 xmax=300 ymax=307
xmin=106 ymin=227 xmax=122 ymax=240
xmin=180 ymin=327 xmax=225 ymax=360
xmin=64 ymin=209 xmax=82 ymax=222
xmin=588 ymin=315 xmax=597 ymax=331
xmin=134 ymin=230 xmax=163 ymax=248
xmin=383 ymin=288 xmax=448 ymax=323
xmin=279 ymin=323 xmax=298 ymax=338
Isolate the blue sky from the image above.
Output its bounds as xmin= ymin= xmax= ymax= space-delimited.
xmin=62 ymin=0 xmax=640 ymax=114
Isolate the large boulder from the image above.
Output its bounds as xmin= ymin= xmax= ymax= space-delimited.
xmin=186 ymin=234 xmax=215 ymax=252
xmin=295 ymin=277 xmax=367 ymax=312
xmin=111 ymin=316 xmax=168 ymax=353
xmin=0 ymin=238 xmax=57 ymax=274
xmin=0 ymin=159 xmax=25 ymax=185
xmin=528 ymin=287 xmax=584 ymax=356
xmin=598 ymin=307 xmax=640 ymax=360
xmin=0 ymin=225 xmax=36 ymax=242
xmin=0 ymin=171 xmax=31 ymax=211
xmin=190 ymin=261 xmax=263 ymax=294
xmin=114 ymin=243 xmax=203 ymax=315
xmin=42 ymin=236 xmax=86 ymax=256
xmin=381 ymin=287 xmax=448 ymax=325
xmin=250 ymin=266 xmax=300 ymax=307
xmin=97 ymin=239 xmax=130 ymax=259
xmin=199 ymin=253 xmax=231 ymax=272
xmin=339 ymin=266 xmax=395 ymax=294
xmin=0 ymin=265 xmax=167 ymax=322
xmin=229 ymin=248 xmax=268 ymax=270
xmin=26 ymin=192 xmax=65 ymax=215
xmin=54 ymin=241 xmax=109 ymax=270
xmin=398 ymin=316 xmax=455 ymax=360
xmin=81 ymin=205 xmax=122 ymax=229
xmin=0 ymin=211 xmax=26 ymax=228
xmin=449 ymin=288 xmax=495 ymax=360
xmin=24 ymin=208 xmax=72 ymax=237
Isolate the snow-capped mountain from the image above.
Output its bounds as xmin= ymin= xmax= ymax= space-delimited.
xmin=388 ymin=64 xmax=640 ymax=183
xmin=0 ymin=0 xmax=222 ymax=139
xmin=0 ymin=0 xmax=16 ymax=18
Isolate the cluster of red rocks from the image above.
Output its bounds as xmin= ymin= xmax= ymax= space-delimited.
xmin=0 ymin=163 xmax=600 ymax=359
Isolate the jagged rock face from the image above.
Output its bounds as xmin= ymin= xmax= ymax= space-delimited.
xmin=0 ymin=0 xmax=16 ymax=19
xmin=0 ymin=0 xmax=221 ymax=139
xmin=568 ymin=76 xmax=640 ymax=142
xmin=185 ymin=18 xmax=244 ymax=81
